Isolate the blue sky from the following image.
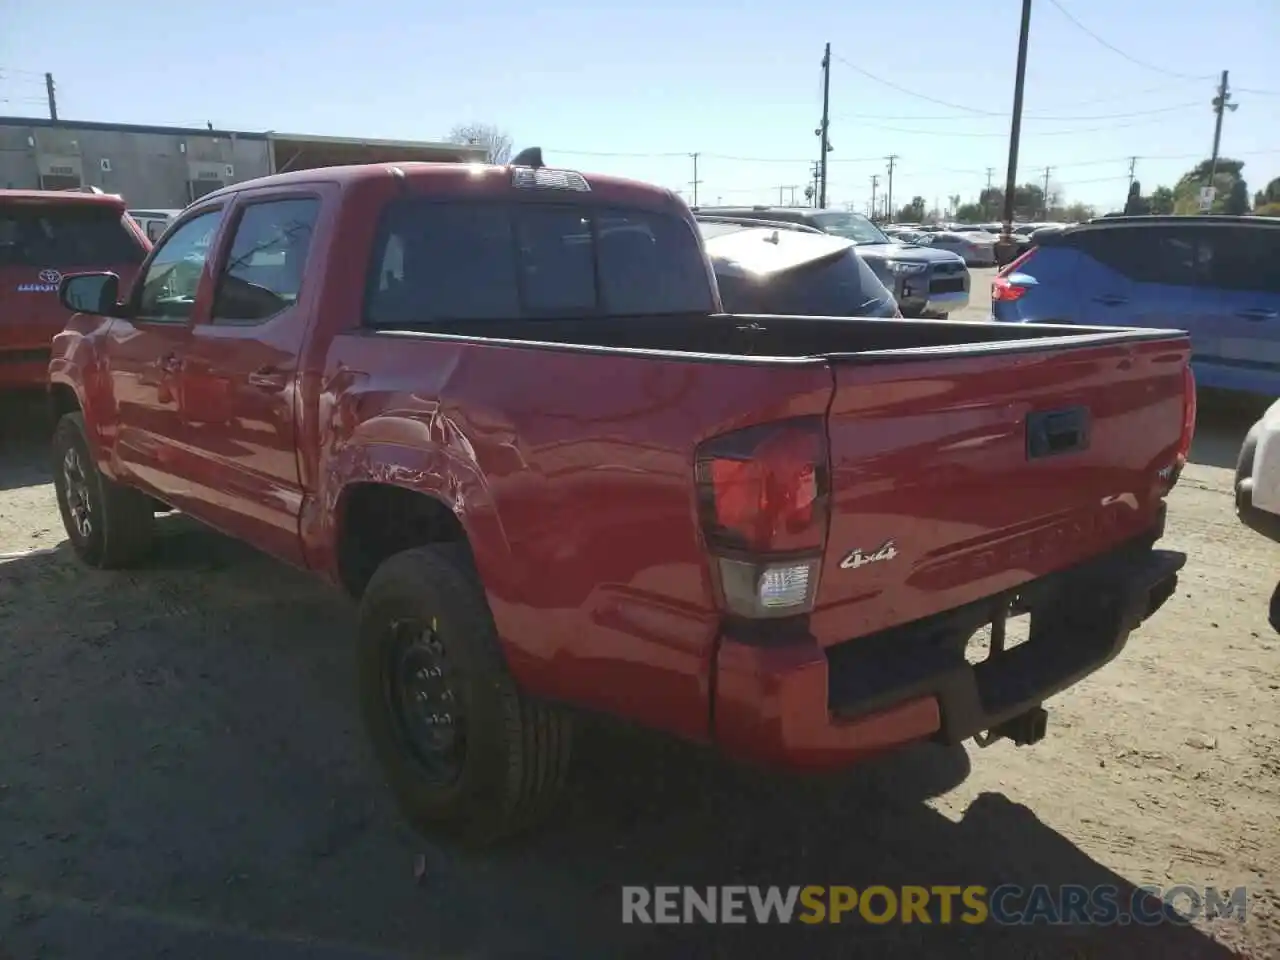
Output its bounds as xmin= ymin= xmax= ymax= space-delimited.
xmin=3 ymin=0 xmax=1277 ymax=214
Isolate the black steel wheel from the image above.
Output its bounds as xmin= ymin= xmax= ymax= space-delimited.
xmin=357 ymin=543 xmax=572 ymax=844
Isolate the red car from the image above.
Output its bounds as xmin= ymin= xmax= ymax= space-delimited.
xmin=0 ymin=189 xmax=149 ymax=391
xmin=48 ymin=153 xmax=1193 ymax=842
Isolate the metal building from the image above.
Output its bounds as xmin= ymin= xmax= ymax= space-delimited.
xmin=0 ymin=116 xmax=487 ymax=208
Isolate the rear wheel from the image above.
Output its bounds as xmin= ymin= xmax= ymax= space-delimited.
xmin=357 ymin=544 xmax=572 ymax=844
xmin=52 ymin=412 xmax=155 ymax=568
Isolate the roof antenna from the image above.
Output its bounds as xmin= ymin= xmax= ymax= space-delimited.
xmin=510 ymin=146 xmax=543 ymax=169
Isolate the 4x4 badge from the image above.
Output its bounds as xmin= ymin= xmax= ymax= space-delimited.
xmin=840 ymin=539 xmax=898 ymax=570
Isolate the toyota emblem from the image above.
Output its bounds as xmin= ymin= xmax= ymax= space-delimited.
xmin=38 ymin=269 xmax=62 ymax=285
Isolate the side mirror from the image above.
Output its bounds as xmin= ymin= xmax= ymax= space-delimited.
xmin=59 ymin=272 xmax=121 ymax=317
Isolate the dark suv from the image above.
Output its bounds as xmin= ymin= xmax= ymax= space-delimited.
xmin=692 ymin=206 xmax=969 ymax=318
xmin=991 ymin=215 xmax=1280 ymax=398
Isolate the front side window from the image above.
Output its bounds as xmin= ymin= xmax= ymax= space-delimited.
xmin=365 ymin=201 xmax=713 ymax=326
xmin=212 ymin=198 xmax=320 ymax=324
xmin=136 ymin=209 xmax=224 ymax=322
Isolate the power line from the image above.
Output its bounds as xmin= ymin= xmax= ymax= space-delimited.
xmin=832 ymin=102 xmax=1201 ymax=124
xmin=1043 ymin=0 xmax=1216 ymax=81
xmin=831 ymin=52 xmax=1004 ymax=116
xmin=832 ymin=114 xmax=1194 ymax=139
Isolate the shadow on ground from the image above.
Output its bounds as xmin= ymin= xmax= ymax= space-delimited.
xmin=0 ymin=392 xmax=53 ymax=492
xmin=1188 ymin=390 xmax=1269 ymax=473
xmin=0 ymin=524 xmax=1242 ymax=959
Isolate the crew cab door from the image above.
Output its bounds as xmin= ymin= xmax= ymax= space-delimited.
xmin=104 ymin=205 xmax=225 ymax=500
xmin=174 ymin=190 xmax=324 ymax=565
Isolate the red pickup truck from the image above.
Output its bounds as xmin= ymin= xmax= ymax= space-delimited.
xmin=48 ymin=153 xmax=1194 ymax=842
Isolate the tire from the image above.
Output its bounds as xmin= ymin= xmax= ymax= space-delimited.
xmin=357 ymin=544 xmax=572 ymax=844
xmin=52 ymin=412 xmax=155 ymax=568
xmin=1234 ymin=423 xmax=1259 ymax=506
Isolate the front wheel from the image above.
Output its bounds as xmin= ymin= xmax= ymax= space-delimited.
xmin=52 ymin=412 xmax=155 ymax=568
xmin=357 ymin=544 xmax=573 ymax=844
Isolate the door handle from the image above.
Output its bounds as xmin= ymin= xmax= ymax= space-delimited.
xmin=1092 ymin=294 xmax=1128 ymax=307
xmin=247 ymin=367 xmax=288 ymax=391
xmin=1237 ymin=309 xmax=1278 ymax=322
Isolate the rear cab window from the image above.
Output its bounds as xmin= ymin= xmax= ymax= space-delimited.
xmin=364 ymin=201 xmax=713 ymax=325
xmin=0 ymin=202 xmax=147 ymax=269
xmin=716 ymin=249 xmax=890 ymax=316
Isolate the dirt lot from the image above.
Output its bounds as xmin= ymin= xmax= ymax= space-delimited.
xmin=1 ymin=368 xmax=1278 ymax=957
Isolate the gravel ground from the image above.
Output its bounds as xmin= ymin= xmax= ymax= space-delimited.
xmin=1 ymin=348 xmax=1277 ymax=958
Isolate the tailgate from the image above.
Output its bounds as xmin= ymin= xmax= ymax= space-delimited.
xmin=810 ymin=334 xmax=1189 ymax=646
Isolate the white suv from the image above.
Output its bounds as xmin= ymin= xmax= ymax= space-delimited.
xmin=1236 ymin=397 xmax=1280 ymax=630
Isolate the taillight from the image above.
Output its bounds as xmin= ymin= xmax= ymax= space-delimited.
xmin=695 ymin=417 xmax=829 ymax=618
xmin=991 ymin=275 xmax=1029 ymax=302
xmin=1177 ymin=365 xmax=1197 ymax=462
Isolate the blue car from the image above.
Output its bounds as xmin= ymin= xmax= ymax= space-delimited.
xmin=991 ymin=215 xmax=1280 ymax=399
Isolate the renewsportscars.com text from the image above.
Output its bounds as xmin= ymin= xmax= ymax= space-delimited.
xmin=621 ymin=884 xmax=1247 ymax=926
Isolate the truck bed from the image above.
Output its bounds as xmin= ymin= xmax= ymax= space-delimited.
xmin=365 ymin=312 xmax=1179 ymax=361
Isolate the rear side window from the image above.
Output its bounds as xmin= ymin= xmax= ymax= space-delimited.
xmin=715 ymin=250 xmax=891 ymax=316
xmin=1074 ymin=226 xmax=1203 ymax=287
xmin=365 ymin=201 xmax=713 ymax=326
xmin=1200 ymin=226 xmax=1280 ymax=295
xmin=0 ymin=204 xmax=145 ymax=267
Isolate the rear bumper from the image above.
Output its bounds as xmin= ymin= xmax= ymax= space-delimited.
xmin=0 ymin=348 xmax=52 ymax=390
xmin=712 ymin=536 xmax=1184 ymax=769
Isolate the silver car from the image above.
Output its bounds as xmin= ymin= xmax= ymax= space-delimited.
xmin=928 ymin=230 xmax=998 ymax=267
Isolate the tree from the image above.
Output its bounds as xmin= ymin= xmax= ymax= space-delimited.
xmin=1060 ymin=202 xmax=1097 ymax=222
xmin=896 ymin=196 xmax=926 ymax=222
xmin=954 ymin=202 xmax=984 ymax=222
xmin=1255 ymin=177 xmax=1280 ymax=209
xmin=1172 ymin=158 xmax=1246 ymax=214
xmin=1123 ymin=180 xmax=1150 ymax=215
xmin=447 ymin=123 xmax=513 ymax=164
xmin=1147 ymin=186 xmax=1175 ymax=215
xmin=1224 ymin=178 xmax=1251 ymax=215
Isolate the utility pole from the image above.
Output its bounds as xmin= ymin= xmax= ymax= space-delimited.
xmin=1042 ymin=166 xmax=1053 ymax=218
xmin=45 ymin=72 xmax=58 ymax=121
xmin=870 ymin=174 xmax=880 ymax=221
xmin=998 ymin=0 xmax=1033 ymax=261
xmin=818 ymin=42 xmax=832 ymax=209
xmin=1126 ymin=156 xmax=1137 ymax=194
xmin=1207 ymin=70 xmax=1236 ymax=208
xmin=984 ymin=167 xmax=995 ymax=218
xmin=885 ymin=154 xmax=898 ymax=223
xmin=688 ymin=153 xmax=702 ymax=207
xmin=809 ymin=162 xmax=822 ymax=207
